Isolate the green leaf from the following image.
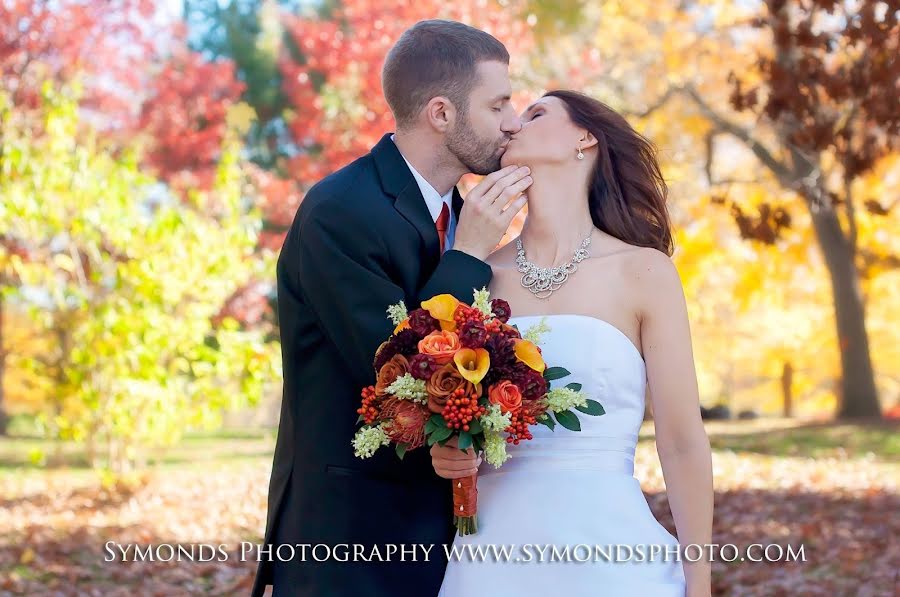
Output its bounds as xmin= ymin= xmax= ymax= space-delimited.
xmin=565 ymin=382 xmax=582 ymax=392
xmin=395 ymin=443 xmax=408 ymax=460
xmin=425 ymin=414 xmax=446 ymax=438
xmin=356 ymin=414 xmax=365 ymax=425
xmin=471 ymin=433 xmax=483 ymax=452
xmin=537 ymin=414 xmax=556 ymax=430
xmin=554 ymin=409 xmax=581 ymax=431
xmin=457 ymin=431 xmax=473 ymax=451
xmin=543 ymin=366 xmax=571 ymax=381
xmin=466 ymin=418 xmax=482 ymax=435
xmin=575 ymin=399 xmax=605 ymax=416
xmin=427 ymin=425 xmax=453 ymax=445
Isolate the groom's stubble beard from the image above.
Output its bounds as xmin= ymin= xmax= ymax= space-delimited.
xmin=445 ymin=110 xmax=508 ymax=176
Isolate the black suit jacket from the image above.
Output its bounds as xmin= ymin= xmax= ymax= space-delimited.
xmin=251 ymin=133 xmax=493 ymax=597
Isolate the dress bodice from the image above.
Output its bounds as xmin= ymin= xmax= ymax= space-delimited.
xmin=440 ymin=314 xmax=687 ymax=596
xmin=480 ymin=313 xmax=647 ymax=477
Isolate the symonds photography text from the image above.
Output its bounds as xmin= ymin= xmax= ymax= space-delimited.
xmin=103 ymin=542 xmax=806 ymax=564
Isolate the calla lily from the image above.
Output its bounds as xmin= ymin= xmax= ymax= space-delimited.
xmin=393 ymin=318 xmax=410 ymax=334
xmin=421 ymin=294 xmax=460 ymax=332
xmin=453 ymin=348 xmax=490 ymax=385
xmin=514 ymin=338 xmax=546 ymax=372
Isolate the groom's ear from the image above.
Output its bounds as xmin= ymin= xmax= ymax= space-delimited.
xmin=424 ymin=96 xmax=456 ymax=133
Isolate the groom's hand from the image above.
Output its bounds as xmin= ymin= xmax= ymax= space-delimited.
xmin=430 ymin=435 xmax=483 ymax=479
xmin=453 ymin=165 xmax=532 ymax=261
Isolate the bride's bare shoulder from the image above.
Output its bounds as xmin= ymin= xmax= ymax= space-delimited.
xmin=622 ymin=245 xmax=678 ymax=284
xmin=620 ymin=246 xmax=683 ymax=319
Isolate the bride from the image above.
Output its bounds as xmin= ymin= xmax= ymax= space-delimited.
xmin=432 ymin=90 xmax=713 ymax=597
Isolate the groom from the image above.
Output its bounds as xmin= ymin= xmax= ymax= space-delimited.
xmin=252 ymin=20 xmax=530 ymax=597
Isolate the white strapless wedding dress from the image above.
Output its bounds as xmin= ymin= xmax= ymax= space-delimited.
xmin=437 ymin=314 xmax=686 ymax=597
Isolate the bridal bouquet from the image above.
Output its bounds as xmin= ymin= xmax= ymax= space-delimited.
xmin=352 ymin=287 xmax=605 ymax=536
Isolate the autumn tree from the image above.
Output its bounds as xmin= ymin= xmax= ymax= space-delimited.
xmin=545 ymin=1 xmax=897 ymax=419
xmin=1 ymin=2 xmax=273 ymax=441
xmin=0 ymin=0 xmax=173 ymax=126
xmin=183 ymin=0 xmax=536 ymax=240
xmin=1 ymin=0 xmax=163 ymax=433
xmin=675 ymin=0 xmax=897 ymax=418
xmin=0 ymin=76 xmax=281 ymax=470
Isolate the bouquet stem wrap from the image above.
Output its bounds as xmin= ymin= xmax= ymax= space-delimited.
xmin=452 ymin=473 xmax=478 ymax=536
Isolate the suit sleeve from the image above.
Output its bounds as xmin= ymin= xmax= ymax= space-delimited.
xmin=295 ymin=200 xmax=493 ymax=388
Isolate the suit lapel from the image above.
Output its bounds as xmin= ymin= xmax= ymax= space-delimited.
xmin=395 ymin=181 xmax=441 ymax=259
xmin=452 ymin=187 xmax=464 ymax=221
xmin=371 ymin=133 xmax=441 ymax=268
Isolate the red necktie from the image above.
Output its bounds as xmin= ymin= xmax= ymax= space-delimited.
xmin=436 ymin=202 xmax=450 ymax=254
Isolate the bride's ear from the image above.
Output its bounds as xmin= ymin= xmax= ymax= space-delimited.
xmin=578 ymin=131 xmax=599 ymax=151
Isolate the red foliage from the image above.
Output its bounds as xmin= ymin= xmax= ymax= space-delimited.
xmin=211 ymin=280 xmax=273 ymax=329
xmin=731 ymin=1 xmax=899 ymax=178
xmin=1 ymin=0 xmax=166 ymax=128
xmin=244 ymin=164 xmax=303 ymax=252
xmin=136 ymin=47 xmax=246 ymax=190
xmin=277 ymin=1 xmax=535 ymax=184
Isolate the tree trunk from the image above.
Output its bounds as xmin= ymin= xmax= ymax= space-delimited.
xmin=808 ymin=205 xmax=881 ymax=418
xmin=781 ymin=361 xmax=793 ymax=418
xmin=0 ymin=292 xmax=8 ymax=435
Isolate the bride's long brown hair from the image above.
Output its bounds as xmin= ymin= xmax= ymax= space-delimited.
xmin=544 ymin=90 xmax=674 ymax=256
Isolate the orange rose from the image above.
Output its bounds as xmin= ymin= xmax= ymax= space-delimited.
xmin=418 ymin=330 xmax=461 ymax=365
xmin=426 ymin=363 xmax=480 ymax=414
xmin=489 ymin=380 xmax=523 ymax=414
xmin=375 ymin=354 xmax=410 ymax=397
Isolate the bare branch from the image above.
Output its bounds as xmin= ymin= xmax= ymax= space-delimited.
xmin=620 ymin=85 xmax=681 ymax=119
xmin=858 ymin=249 xmax=900 ymax=273
xmin=679 ymin=84 xmax=796 ymax=184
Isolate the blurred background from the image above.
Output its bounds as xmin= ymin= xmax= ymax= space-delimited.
xmin=1 ymin=1 xmax=897 ymax=595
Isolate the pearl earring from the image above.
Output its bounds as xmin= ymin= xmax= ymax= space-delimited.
xmin=576 ymin=147 xmax=584 ymax=160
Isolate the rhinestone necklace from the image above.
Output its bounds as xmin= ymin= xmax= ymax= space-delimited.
xmin=515 ymin=232 xmax=592 ymax=299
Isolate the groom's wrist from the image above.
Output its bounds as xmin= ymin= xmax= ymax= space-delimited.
xmin=448 ymin=244 xmax=489 ymax=262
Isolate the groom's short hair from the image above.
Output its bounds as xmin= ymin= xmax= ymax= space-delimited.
xmin=382 ymin=20 xmax=509 ymax=129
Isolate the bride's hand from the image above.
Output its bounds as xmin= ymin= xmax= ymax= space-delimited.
xmin=430 ymin=435 xmax=483 ymax=479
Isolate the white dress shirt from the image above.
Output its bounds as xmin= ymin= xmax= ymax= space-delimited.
xmin=391 ymin=134 xmax=456 ymax=252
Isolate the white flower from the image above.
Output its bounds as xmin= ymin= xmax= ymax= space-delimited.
xmin=352 ymin=423 xmax=390 ymax=458
xmin=483 ymin=431 xmax=511 ymax=467
xmin=386 ymin=300 xmax=408 ymax=325
xmin=385 ymin=373 xmax=428 ymax=404
xmin=472 ymin=286 xmax=493 ymax=318
xmin=522 ymin=317 xmax=551 ymax=344
xmin=545 ymin=387 xmax=588 ymax=413
xmin=480 ymin=403 xmax=512 ymax=432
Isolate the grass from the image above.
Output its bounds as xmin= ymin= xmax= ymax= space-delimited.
xmin=0 ymin=427 xmax=277 ymax=473
xmin=1 ymin=417 xmax=896 ymax=475
xmin=639 ymin=417 xmax=899 ymax=461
